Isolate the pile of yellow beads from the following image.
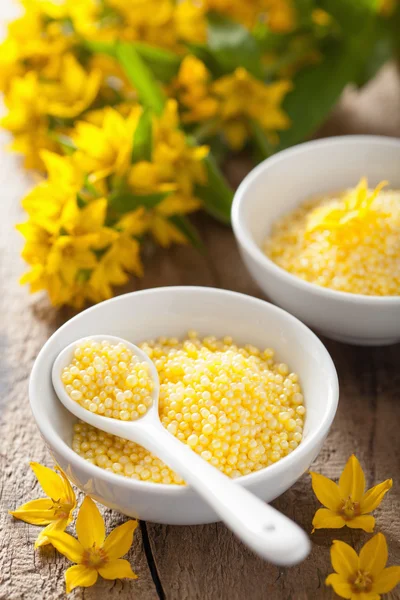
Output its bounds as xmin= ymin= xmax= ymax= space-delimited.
xmin=62 ymin=339 xmax=153 ymax=420
xmin=71 ymin=333 xmax=305 ymax=484
xmin=264 ymin=178 xmax=400 ymax=296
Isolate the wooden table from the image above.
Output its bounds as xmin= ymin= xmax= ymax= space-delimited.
xmin=1 ymin=40 xmax=400 ymax=598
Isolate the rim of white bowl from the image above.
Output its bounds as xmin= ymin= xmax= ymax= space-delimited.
xmin=232 ymin=135 xmax=400 ymax=305
xmin=30 ymin=286 xmax=339 ymax=495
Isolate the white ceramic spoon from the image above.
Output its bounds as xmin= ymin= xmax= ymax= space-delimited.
xmin=52 ymin=335 xmax=311 ymax=566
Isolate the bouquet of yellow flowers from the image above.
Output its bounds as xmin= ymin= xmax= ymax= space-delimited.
xmin=1 ymin=0 xmax=399 ymax=307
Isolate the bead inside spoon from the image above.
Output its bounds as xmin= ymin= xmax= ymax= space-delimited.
xmin=52 ymin=335 xmax=311 ymax=566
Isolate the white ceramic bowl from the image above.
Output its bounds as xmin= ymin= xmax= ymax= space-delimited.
xmin=30 ymin=287 xmax=338 ymax=524
xmin=232 ymin=135 xmax=400 ymax=346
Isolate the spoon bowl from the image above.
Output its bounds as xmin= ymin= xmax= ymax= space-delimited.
xmin=52 ymin=334 xmax=311 ymax=566
xmin=52 ymin=335 xmax=161 ymax=439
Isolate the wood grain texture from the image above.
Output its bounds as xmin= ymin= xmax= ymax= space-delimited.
xmin=0 ymin=0 xmax=400 ymax=593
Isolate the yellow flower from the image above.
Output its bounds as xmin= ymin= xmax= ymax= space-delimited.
xmin=0 ymin=7 xmax=71 ymax=86
xmin=42 ymin=54 xmax=102 ymax=119
xmin=22 ymin=151 xmax=83 ymax=233
xmin=174 ymin=0 xmax=206 ymax=44
xmin=1 ymin=72 xmax=56 ymax=170
xmin=87 ymin=209 xmax=146 ymax=303
xmin=312 ymin=8 xmax=332 ymax=26
xmin=172 ymin=56 xmax=219 ymax=124
xmin=149 ymin=215 xmax=188 ymax=247
xmin=63 ymin=208 xmax=146 ymax=308
xmin=212 ymin=68 xmax=291 ymax=150
xmin=0 ymin=37 xmax=23 ymax=94
xmin=2 ymin=54 xmax=101 ymax=168
xmin=108 ymin=0 xmax=177 ymax=49
xmin=72 ymin=107 xmax=141 ymax=181
xmin=19 ymin=201 xmax=117 ymax=307
xmin=9 ymin=462 xmax=76 ymax=549
xmin=326 ymin=534 xmax=400 ymax=599
xmin=89 ymin=54 xmax=137 ymax=101
xmin=126 ymin=101 xmax=206 ymax=246
xmin=18 ymin=151 xmax=122 ymax=306
xmin=54 ymin=0 xmax=103 ymax=39
xmin=306 ymin=178 xmax=389 ymax=244
xmin=153 ymin=99 xmax=208 ymax=195
xmin=264 ymin=0 xmax=296 ymax=33
xmin=47 ymin=496 xmax=138 ymax=594
xmin=310 ymin=455 xmax=392 ymax=533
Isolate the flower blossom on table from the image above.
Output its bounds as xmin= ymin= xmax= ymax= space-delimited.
xmin=326 ymin=534 xmax=400 ymax=600
xmin=9 ymin=463 xmax=76 ymax=548
xmin=310 ymin=455 xmax=392 ymax=533
xmin=47 ymin=496 xmax=138 ymax=594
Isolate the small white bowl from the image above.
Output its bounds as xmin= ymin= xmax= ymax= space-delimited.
xmin=232 ymin=135 xmax=400 ymax=346
xmin=30 ymin=287 xmax=338 ymax=525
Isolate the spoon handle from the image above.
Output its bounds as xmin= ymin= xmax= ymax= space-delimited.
xmin=132 ymin=420 xmax=311 ymax=566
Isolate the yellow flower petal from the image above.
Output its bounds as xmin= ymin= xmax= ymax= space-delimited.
xmin=9 ymin=498 xmax=54 ymax=525
xmin=345 ymin=515 xmax=375 ymax=533
xmin=98 ymin=558 xmax=137 ymax=581
xmin=373 ymin=566 xmax=400 ymax=594
xmin=310 ymin=471 xmax=342 ymax=511
xmin=65 ymin=565 xmax=98 ymax=594
xmin=58 ymin=468 xmax=76 ymax=506
xmin=103 ymin=520 xmax=138 ymax=560
xmin=360 ymin=479 xmax=392 ymax=514
xmin=35 ymin=517 xmax=69 ymax=548
xmin=150 ymin=216 xmax=187 ymax=247
xmin=330 ymin=540 xmax=359 ymax=578
xmin=325 ymin=573 xmax=352 ymax=599
xmin=312 ymin=508 xmax=346 ymax=532
xmin=30 ymin=462 xmax=67 ymax=501
xmin=46 ymin=530 xmax=84 ymax=563
xmin=223 ymin=120 xmax=248 ymax=150
xmin=338 ymin=455 xmax=365 ymax=503
xmin=359 ymin=533 xmax=388 ymax=578
xmin=76 ymin=497 xmax=105 ymax=548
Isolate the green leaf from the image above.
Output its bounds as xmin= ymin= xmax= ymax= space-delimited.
xmin=207 ymin=13 xmax=263 ymax=78
xmin=317 ymin=0 xmax=379 ymax=32
xmin=253 ymin=25 xmax=294 ymax=54
xmin=277 ymin=14 xmax=378 ymax=150
xmin=109 ymin=190 xmax=170 ymax=214
xmin=85 ymin=40 xmax=181 ymax=83
xmin=249 ymin=120 xmax=275 ymax=160
xmin=76 ymin=193 xmax=87 ymax=209
xmin=76 ymin=268 xmax=92 ymax=283
xmin=169 ymin=215 xmax=205 ymax=251
xmin=293 ymin=0 xmax=317 ymax=25
xmin=83 ymin=175 xmax=99 ymax=197
xmin=131 ymin=42 xmax=181 ymax=82
xmin=195 ymin=154 xmax=233 ymax=224
xmin=48 ymin=131 xmax=77 ymax=155
xmin=131 ymin=108 xmax=153 ymax=163
xmin=355 ymin=19 xmax=395 ymax=87
xmin=84 ymin=40 xmax=116 ymax=56
xmin=115 ymin=42 xmax=165 ymax=115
